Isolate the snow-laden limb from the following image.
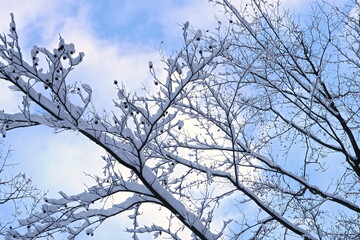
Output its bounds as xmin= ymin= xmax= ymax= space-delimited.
xmin=127 ymin=223 xmax=182 ymax=240
xmin=0 ymin=15 xmax=86 ymax=124
xmin=0 ymin=112 xmax=47 ymax=132
xmin=13 ymin=194 xmax=159 ymax=240
xmin=9 ymin=158 xmax=161 ymax=239
xmin=0 ymin=15 xmax=230 ymax=240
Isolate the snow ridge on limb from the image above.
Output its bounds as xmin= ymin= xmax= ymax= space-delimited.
xmin=0 ymin=14 xmax=229 ymax=239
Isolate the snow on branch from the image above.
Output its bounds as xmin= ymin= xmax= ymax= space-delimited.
xmin=0 ymin=13 xmax=230 ymax=240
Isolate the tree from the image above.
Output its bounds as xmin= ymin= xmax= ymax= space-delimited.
xmin=0 ymin=143 xmax=43 ymax=236
xmin=0 ymin=0 xmax=359 ymax=239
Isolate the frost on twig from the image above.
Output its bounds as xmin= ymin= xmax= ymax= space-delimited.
xmin=0 ymin=145 xmax=44 ymax=236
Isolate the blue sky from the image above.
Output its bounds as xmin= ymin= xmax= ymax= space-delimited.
xmin=0 ymin=0 xmax=329 ymax=239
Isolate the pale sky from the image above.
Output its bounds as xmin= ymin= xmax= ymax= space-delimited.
xmin=0 ymin=0 xmax=327 ymax=239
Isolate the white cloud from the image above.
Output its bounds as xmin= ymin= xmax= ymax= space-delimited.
xmin=0 ymin=82 xmax=22 ymax=113
xmin=0 ymin=0 xmax=78 ymax=43
xmin=159 ymin=1 xmax=223 ymax=38
xmin=6 ymin=128 xmax=103 ymax=193
xmin=49 ymin=11 xmax=159 ymax=109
